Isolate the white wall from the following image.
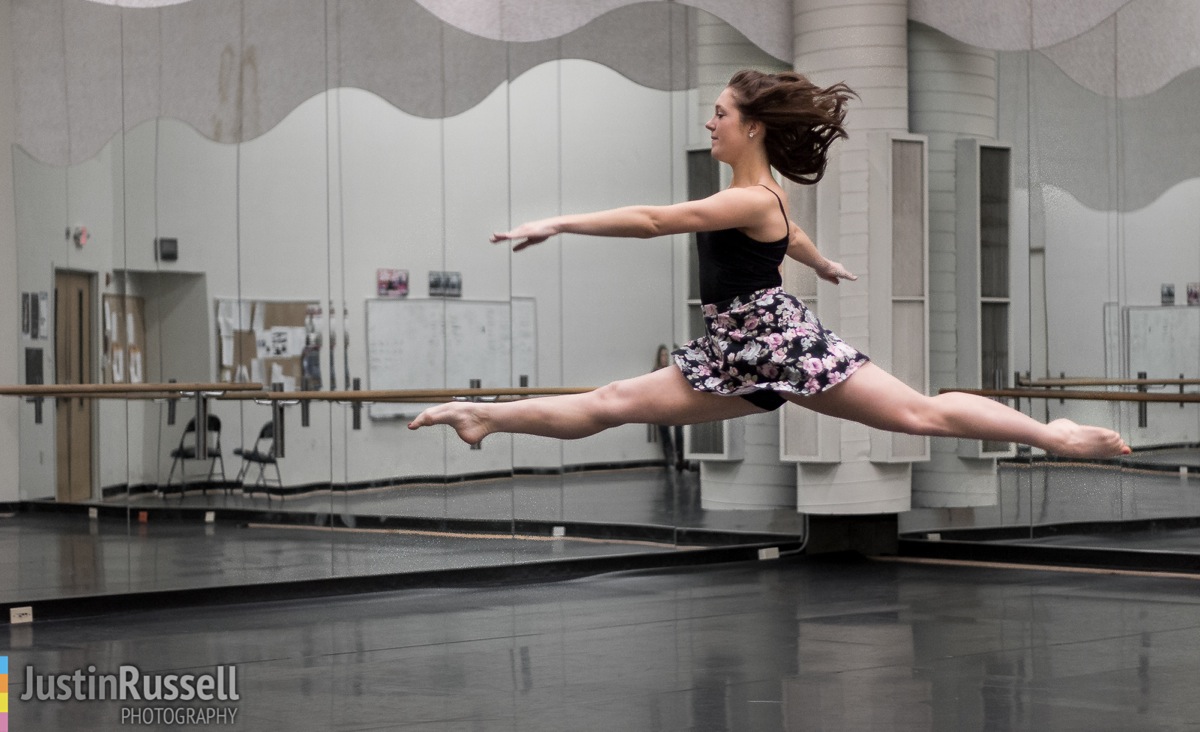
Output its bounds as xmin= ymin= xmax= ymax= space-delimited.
xmin=559 ymin=61 xmax=682 ymax=465
xmin=14 ymin=148 xmax=66 ymax=500
xmin=0 ymin=0 xmax=16 ymax=502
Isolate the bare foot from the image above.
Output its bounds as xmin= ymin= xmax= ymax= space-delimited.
xmin=408 ymin=402 xmax=490 ymax=445
xmin=1043 ymin=419 xmax=1131 ymax=459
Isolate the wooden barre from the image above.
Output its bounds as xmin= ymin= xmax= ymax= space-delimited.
xmin=0 ymin=384 xmax=593 ymax=401
xmin=220 ymin=387 xmax=597 ymax=402
xmin=1016 ymin=377 xmax=1200 ymax=388
xmin=0 ymin=382 xmax=265 ymax=397
xmin=942 ymin=387 xmax=1200 ymax=403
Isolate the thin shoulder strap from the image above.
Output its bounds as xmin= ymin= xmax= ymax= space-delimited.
xmin=758 ymin=184 xmax=788 ymax=232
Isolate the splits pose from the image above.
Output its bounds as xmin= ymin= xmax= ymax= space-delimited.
xmin=410 ymin=69 xmax=1130 ymax=460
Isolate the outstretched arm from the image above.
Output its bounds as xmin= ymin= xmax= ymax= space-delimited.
xmin=491 ymin=187 xmax=779 ymax=251
xmin=786 ymin=220 xmax=857 ymax=285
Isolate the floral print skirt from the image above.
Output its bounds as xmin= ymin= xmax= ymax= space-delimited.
xmin=672 ymin=287 xmax=869 ymax=402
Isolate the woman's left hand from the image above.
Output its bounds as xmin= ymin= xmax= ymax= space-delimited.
xmin=815 ymin=259 xmax=857 ymax=285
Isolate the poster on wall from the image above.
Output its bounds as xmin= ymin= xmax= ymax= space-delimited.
xmin=377 ymin=269 xmax=408 ymax=298
xmin=21 ymin=293 xmax=29 ymax=336
xmin=1162 ymin=283 xmax=1176 ymax=305
xmin=1188 ymin=283 xmax=1199 ymax=306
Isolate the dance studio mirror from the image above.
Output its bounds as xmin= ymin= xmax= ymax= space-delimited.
xmin=15 ymin=3 xmax=1199 ymax=605
xmin=900 ymin=16 xmax=1200 ymax=555
xmin=10 ymin=1 xmax=814 ymax=602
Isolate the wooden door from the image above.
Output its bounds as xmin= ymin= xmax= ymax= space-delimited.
xmin=55 ymin=270 xmax=94 ymax=502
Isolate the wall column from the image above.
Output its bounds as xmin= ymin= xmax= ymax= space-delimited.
xmin=791 ymin=0 xmax=913 ymax=513
xmin=907 ymin=21 xmax=1001 ymax=507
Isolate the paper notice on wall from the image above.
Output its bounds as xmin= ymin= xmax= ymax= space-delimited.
xmin=268 ymin=362 xmax=296 ymax=392
xmin=251 ymin=302 xmax=265 ymax=333
xmin=217 ymin=300 xmax=235 ymax=335
xmin=111 ymin=346 xmax=125 ymax=383
xmin=126 ymin=312 xmax=137 ymax=346
xmin=221 ymin=335 xmax=235 ymax=367
xmin=129 ymin=345 xmax=143 ymax=384
xmin=263 ymin=326 xmax=306 ymax=358
xmin=38 ymin=292 xmax=48 ymax=340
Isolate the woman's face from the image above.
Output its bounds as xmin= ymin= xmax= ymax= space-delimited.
xmin=705 ymin=87 xmax=755 ymax=164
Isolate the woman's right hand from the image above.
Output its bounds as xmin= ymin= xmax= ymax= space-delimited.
xmin=490 ymin=219 xmax=559 ymax=251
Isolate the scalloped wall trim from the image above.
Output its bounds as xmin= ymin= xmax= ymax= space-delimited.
xmin=15 ymin=0 xmax=696 ymax=167
xmin=27 ymin=0 xmax=1200 ymax=167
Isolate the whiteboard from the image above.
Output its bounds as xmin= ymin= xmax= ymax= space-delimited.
xmin=366 ymin=298 xmax=536 ymax=419
xmin=1125 ymin=306 xmax=1200 ymax=378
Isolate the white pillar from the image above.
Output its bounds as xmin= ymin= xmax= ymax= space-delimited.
xmin=792 ymin=0 xmax=912 ymax=513
xmin=907 ymin=21 xmax=1001 ymax=507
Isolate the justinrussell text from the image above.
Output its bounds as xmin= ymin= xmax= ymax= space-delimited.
xmin=19 ymin=664 xmax=239 ymax=702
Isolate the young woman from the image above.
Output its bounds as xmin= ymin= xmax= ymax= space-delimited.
xmin=410 ymin=70 xmax=1130 ymax=460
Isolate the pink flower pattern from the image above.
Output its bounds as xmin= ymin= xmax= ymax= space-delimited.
xmin=673 ymin=287 xmax=868 ymax=400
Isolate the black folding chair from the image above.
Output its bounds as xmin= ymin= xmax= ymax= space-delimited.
xmin=164 ymin=414 xmax=225 ymax=497
xmin=234 ymin=421 xmax=283 ymax=501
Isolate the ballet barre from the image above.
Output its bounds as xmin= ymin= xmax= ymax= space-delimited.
xmin=0 ymin=382 xmax=265 ymax=397
xmin=945 ymin=385 xmax=1200 ymax=431
xmin=1 ymin=382 xmax=266 ymax=460
xmin=217 ymin=386 xmax=595 ymax=402
xmin=2 ymin=381 xmax=595 ymax=460
xmin=1010 ymin=372 xmax=1200 ymax=428
xmin=217 ymin=385 xmax=598 ymax=443
xmin=942 ymin=387 xmax=1200 ymax=402
xmin=1016 ymin=376 xmax=1200 ymax=388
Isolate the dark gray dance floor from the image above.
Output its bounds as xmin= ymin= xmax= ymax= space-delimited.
xmin=6 ymin=557 xmax=1199 ymax=731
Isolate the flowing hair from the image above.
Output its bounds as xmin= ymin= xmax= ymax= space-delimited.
xmin=726 ymin=69 xmax=856 ymax=185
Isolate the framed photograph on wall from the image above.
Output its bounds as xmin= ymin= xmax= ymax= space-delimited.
xmin=1188 ymin=283 xmax=1199 ymax=306
xmin=429 ymin=270 xmax=461 ymax=298
xmin=1161 ymin=283 xmax=1176 ymax=306
xmin=377 ymin=268 xmax=408 ymax=298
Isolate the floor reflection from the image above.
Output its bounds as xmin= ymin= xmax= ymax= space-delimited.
xmin=111 ymin=466 xmax=808 ymax=535
xmin=6 ymin=467 xmax=806 ymax=605
xmin=902 ymin=447 xmax=1200 ymax=555
xmin=0 ymin=511 xmax=677 ymax=605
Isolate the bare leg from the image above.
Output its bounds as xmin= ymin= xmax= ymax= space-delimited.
xmin=408 ymin=366 xmax=764 ymax=444
xmin=797 ymin=363 xmax=1130 ymax=459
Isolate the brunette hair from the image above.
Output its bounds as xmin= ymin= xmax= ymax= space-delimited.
xmin=726 ymin=69 xmax=855 ymax=185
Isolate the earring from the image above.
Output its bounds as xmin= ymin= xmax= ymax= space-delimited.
xmin=749 ymin=132 xmax=755 ymax=138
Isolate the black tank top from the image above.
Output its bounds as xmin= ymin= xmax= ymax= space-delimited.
xmin=696 ymin=185 xmax=789 ymax=305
